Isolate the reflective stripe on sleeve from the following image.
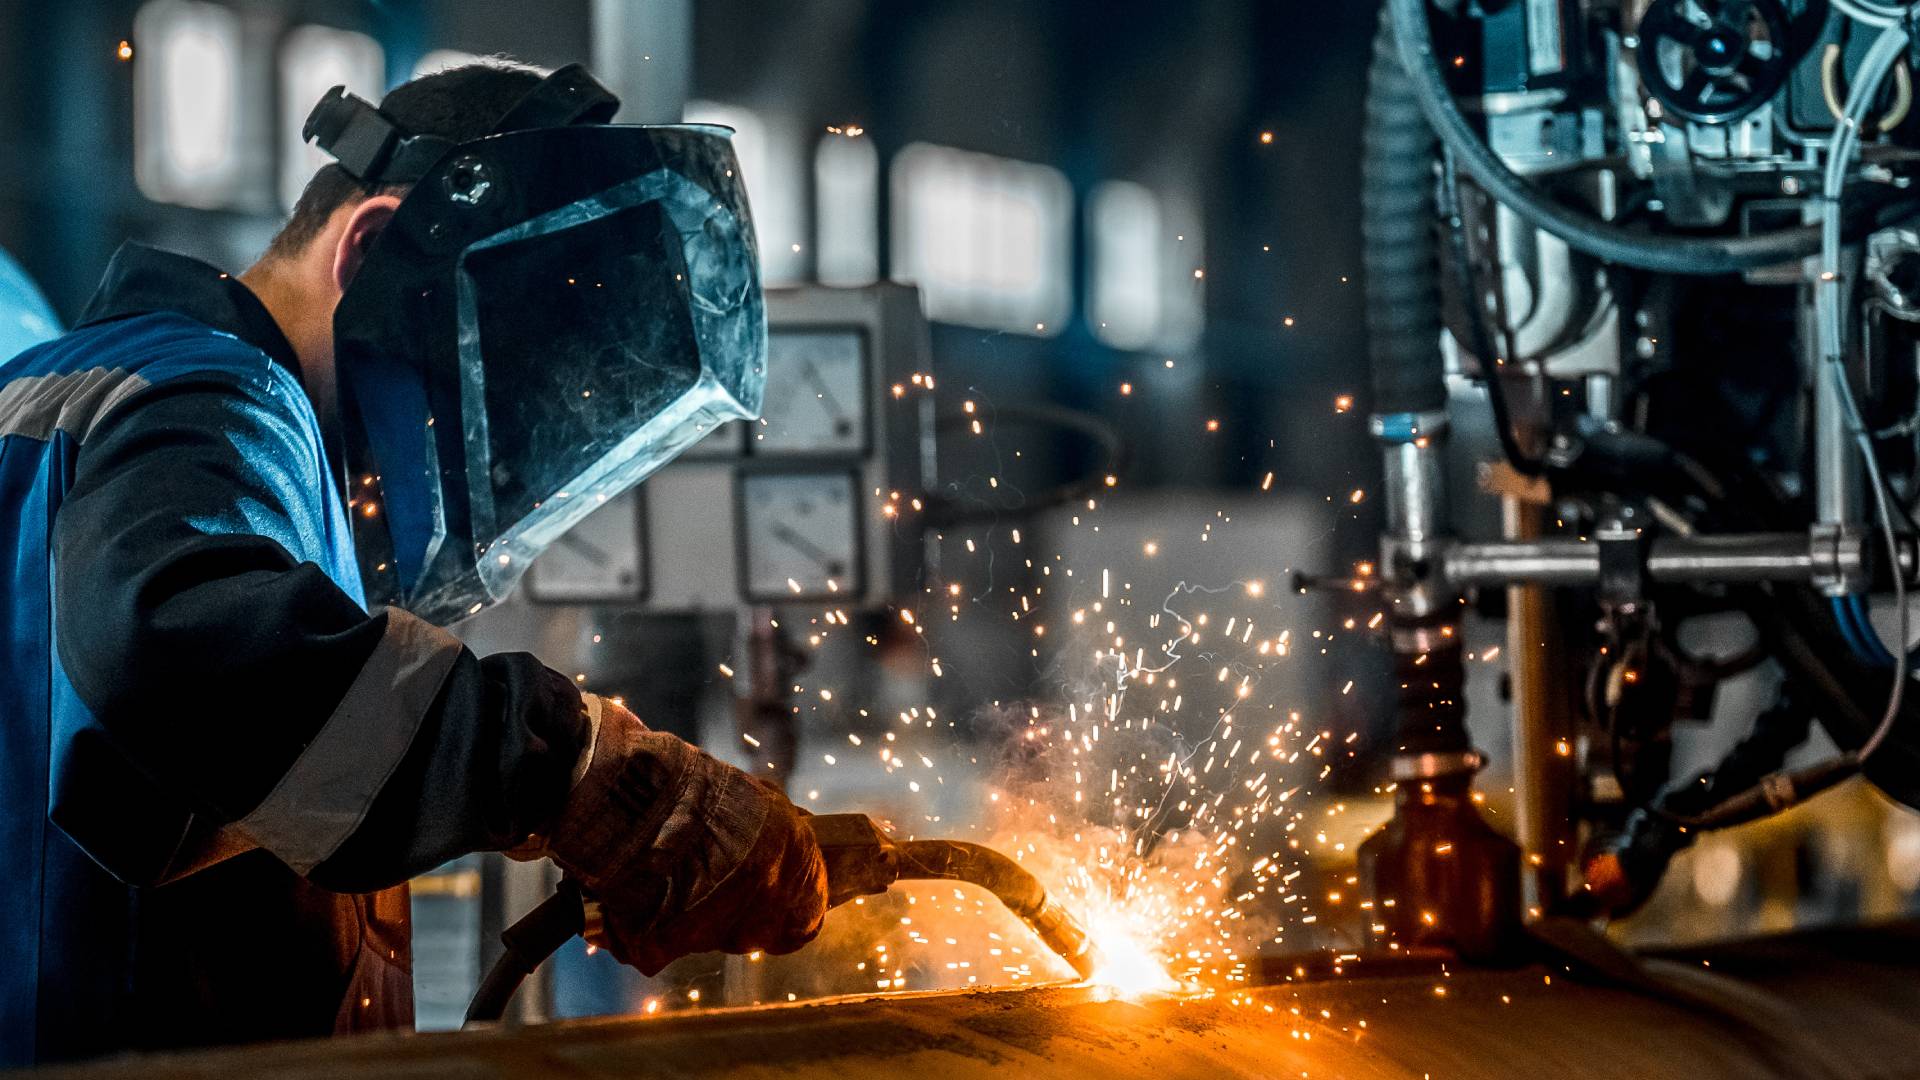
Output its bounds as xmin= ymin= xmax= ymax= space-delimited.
xmin=237 ymin=607 xmax=463 ymax=874
xmin=0 ymin=367 xmax=150 ymax=442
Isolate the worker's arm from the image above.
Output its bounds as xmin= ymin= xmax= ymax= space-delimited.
xmin=52 ymin=363 xmax=588 ymax=891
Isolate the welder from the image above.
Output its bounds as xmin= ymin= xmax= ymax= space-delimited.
xmin=0 ymin=61 xmax=826 ymax=1066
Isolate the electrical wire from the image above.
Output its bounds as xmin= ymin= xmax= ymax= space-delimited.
xmin=1645 ymin=18 xmax=1913 ymax=834
xmin=1854 ymin=594 xmax=1900 ymax=665
xmin=1822 ymin=43 xmax=1915 ymax=129
xmin=1835 ymin=592 xmax=1900 ymax=666
xmin=1832 ymin=594 xmax=1876 ymax=664
xmin=1386 ymin=0 xmax=1920 ymax=274
xmin=1834 ymin=0 xmax=1911 ymax=28
xmin=1820 ymin=20 xmax=1912 ymax=762
xmin=920 ymin=403 xmax=1127 ymax=528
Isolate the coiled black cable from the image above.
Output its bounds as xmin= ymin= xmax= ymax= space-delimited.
xmin=1386 ymin=0 xmax=1920 ymax=274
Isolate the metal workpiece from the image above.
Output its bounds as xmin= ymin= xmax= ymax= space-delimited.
xmin=1441 ymin=530 xmax=1865 ymax=590
xmin=42 ymin=921 xmax=1920 ymax=1080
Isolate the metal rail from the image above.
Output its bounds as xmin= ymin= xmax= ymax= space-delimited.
xmin=1442 ymin=529 xmax=1862 ymax=589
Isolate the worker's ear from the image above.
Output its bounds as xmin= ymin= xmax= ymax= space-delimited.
xmin=331 ymin=194 xmax=404 ymax=294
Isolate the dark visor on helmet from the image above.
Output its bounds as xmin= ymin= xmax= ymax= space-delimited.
xmin=331 ymin=119 xmax=765 ymax=623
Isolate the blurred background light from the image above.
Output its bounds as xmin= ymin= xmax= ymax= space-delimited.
xmin=277 ymin=25 xmax=384 ymax=210
xmin=889 ymin=142 xmax=1070 ymax=336
xmin=813 ymin=132 xmax=878 ymax=286
xmin=133 ymin=0 xmax=242 ymax=208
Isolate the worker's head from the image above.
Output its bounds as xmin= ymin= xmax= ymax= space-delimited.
xmin=259 ymin=61 xmax=768 ymax=625
xmin=245 ymin=61 xmax=544 ymax=369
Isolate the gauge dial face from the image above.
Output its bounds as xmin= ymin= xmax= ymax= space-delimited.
xmin=755 ymin=330 xmax=867 ymax=455
xmin=739 ymin=471 xmax=862 ymax=600
xmin=525 ymin=488 xmax=647 ymax=602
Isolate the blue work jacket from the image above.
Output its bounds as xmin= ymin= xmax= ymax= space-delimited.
xmin=1 ymin=244 xmax=587 ymax=1065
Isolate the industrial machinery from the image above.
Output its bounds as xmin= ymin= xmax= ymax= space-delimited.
xmin=1342 ymin=0 xmax=1920 ymax=956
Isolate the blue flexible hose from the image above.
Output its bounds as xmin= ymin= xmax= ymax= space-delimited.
xmin=1833 ymin=596 xmax=1889 ymax=668
xmin=1852 ymin=595 xmax=1901 ymax=667
xmin=1836 ymin=594 xmax=1901 ymax=668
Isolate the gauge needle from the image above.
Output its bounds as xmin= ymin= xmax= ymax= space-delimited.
xmin=800 ymin=361 xmax=852 ymax=425
xmin=770 ymin=522 xmax=834 ymax=568
xmin=556 ymin=531 xmax=613 ymax=565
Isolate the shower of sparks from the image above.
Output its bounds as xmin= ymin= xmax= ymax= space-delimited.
xmin=563 ymin=377 xmax=1404 ymax=1015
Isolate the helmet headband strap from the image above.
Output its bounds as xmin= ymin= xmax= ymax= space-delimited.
xmin=302 ymin=63 xmax=622 ymax=186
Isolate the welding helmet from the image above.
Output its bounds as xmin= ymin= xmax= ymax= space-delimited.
xmin=305 ymin=64 xmax=765 ymax=624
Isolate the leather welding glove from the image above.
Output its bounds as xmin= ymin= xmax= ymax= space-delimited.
xmin=542 ymin=694 xmax=828 ymax=976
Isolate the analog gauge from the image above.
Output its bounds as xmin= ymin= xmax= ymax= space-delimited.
xmin=739 ymin=471 xmax=862 ymax=600
xmin=754 ymin=329 xmax=867 ymax=455
xmin=525 ymin=488 xmax=647 ymax=602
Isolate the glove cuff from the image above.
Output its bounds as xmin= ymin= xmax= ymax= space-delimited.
xmin=545 ymin=702 xmax=698 ymax=908
xmin=545 ymin=700 xmax=779 ymax=928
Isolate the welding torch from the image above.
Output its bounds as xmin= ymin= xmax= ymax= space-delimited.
xmin=464 ymin=813 xmax=1102 ymax=1025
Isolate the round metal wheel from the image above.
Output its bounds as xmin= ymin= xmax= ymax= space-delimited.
xmin=1636 ymin=0 xmax=1794 ymax=124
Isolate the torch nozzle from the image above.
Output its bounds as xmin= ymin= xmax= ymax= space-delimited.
xmin=809 ymin=814 xmax=1105 ymax=981
xmin=1026 ymin=896 xmax=1102 ymax=981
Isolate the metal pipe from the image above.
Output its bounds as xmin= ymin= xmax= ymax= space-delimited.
xmin=1382 ymin=439 xmax=1445 ymax=546
xmin=1443 ymin=531 xmax=1861 ymax=588
xmin=1501 ymin=496 xmax=1573 ymax=921
xmin=1807 ymin=229 xmax=1863 ymax=576
xmin=1374 ymin=412 xmax=1451 ymax=619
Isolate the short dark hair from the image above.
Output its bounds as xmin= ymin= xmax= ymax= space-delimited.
xmin=265 ymin=60 xmax=545 ymax=260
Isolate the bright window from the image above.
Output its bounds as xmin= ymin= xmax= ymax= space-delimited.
xmin=814 ymin=133 xmax=879 ymax=286
xmin=889 ymin=143 xmax=1071 ymax=335
xmin=278 ymin=25 xmax=384 ymax=210
xmin=1088 ymin=181 xmax=1203 ymax=351
xmin=133 ymin=0 xmax=243 ymax=208
xmin=1088 ymin=181 xmax=1163 ymax=350
xmin=685 ymin=100 xmax=805 ymax=286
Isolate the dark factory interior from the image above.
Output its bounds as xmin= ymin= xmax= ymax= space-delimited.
xmin=3 ymin=1 xmax=1920 ymax=1077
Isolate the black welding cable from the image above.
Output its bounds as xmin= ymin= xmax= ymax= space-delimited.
xmin=1439 ymin=148 xmax=1545 ymax=475
xmin=922 ymin=403 xmax=1126 ymax=529
xmin=1386 ymin=0 xmax=1920 ymax=274
xmin=464 ymin=878 xmax=586 ymax=1027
